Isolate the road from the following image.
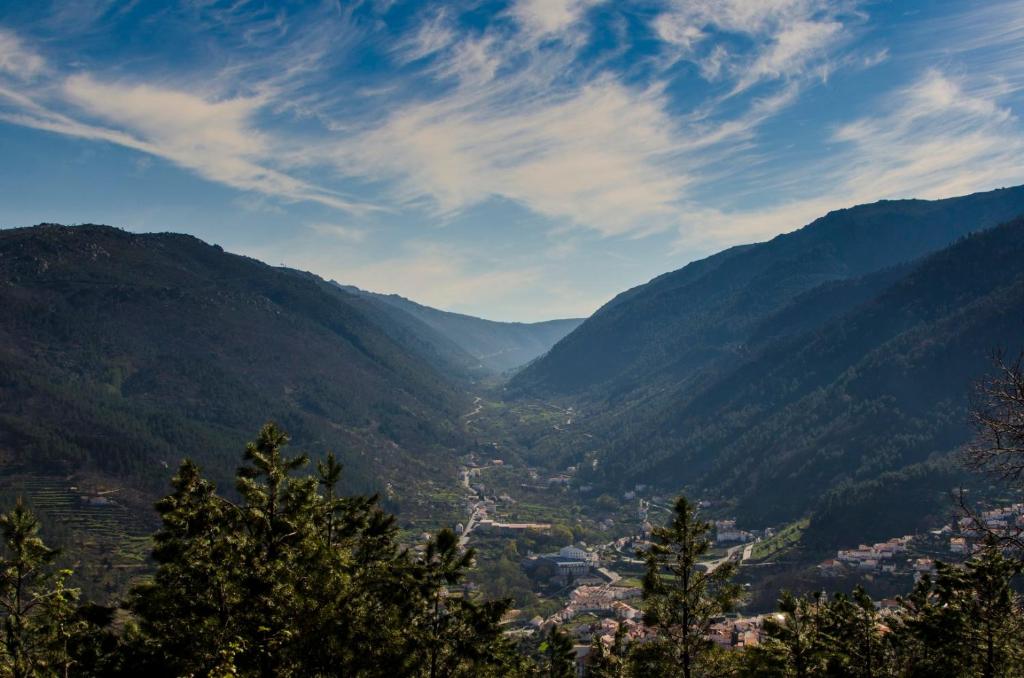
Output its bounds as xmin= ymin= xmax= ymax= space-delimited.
xmin=463 ymin=396 xmax=483 ymax=427
xmin=458 ymin=505 xmax=482 ymax=549
xmin=704 ymin=543 xmax=747 ymax=573
xmin=456 ymin=463 xmax=498 ymax=549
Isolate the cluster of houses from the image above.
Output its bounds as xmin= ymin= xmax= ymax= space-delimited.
xmin=818 ymin=502 xmax=1024 ymax=581
xmin=818 ymin=535 xmax=914 ymax=576
xmin=566 ymin=612 xmax=780 ymax=675
xmin=950 ymin=504 xmax=1024 ymax=541
xmin=709 ymin=615 xmax=776 ymax=650
xmin=541 ymin=584 xmax=643 ymax=627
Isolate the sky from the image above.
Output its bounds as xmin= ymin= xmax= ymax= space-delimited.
xmin=1 ymin=1 xmax=1023 ymax=321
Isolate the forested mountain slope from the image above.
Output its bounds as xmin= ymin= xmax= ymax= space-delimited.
xmin=0 ymin=224 xmax=468 ymax=501
xmin=338 ymin=284 xmax=583 ymax=374
xmin=512 ymin=186 xmax=1024 ymax=399
xmin=590 ymin=216 xmax=1024 ymax=540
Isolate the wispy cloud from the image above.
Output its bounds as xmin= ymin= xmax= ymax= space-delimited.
xmin=510 ymin=0 xmax=602 ymax=42
xmin=306 ymin=0 xmax=867 ymax=239
xmin=0 ymin=28 xmax=45 ymax=79
xmin=334 ymin=77 xmax=690 ymax=237
xmin=308 ymin=222 xmax=367 ymax=243
xmin=0 ymin=56 xmax=379 ymax=214
xmin=654 ymin=0 xmax=861 ymax=98
xmin=393 ymin=9 xmax=456 ymax=64
xmin=833 ymin=69 xmax=1023 ymax=200
xmin=675 ymin=67 xmax=1024 ymax=252
xmin=0 ymin=2 xmax=862 ymax=240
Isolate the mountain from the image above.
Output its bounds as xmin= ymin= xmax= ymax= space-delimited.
xmin=0 ymin=224 xmax=469 ymax=505
xmin=507 ymin=186 xmax=1024 ymax=547
xmin=597 ymin=216 xmax=1024 ymax=527
xmin=335 ymin=284 xmax=583 ymax=374
xmin=511 ymin=186 xmax=1024 ymax=400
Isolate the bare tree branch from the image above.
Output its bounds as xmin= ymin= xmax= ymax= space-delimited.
xmin=965 ymin=351 xmax=1024 ymax=485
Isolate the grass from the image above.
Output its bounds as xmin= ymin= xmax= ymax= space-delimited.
xmin=750 ymin=518 xmax=810 ymax=562
xmin=614 ymin=577 xmax=643 ymax=589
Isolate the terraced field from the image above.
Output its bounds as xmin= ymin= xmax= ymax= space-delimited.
xmin=0 ymin=474 xmax=157 ymax=601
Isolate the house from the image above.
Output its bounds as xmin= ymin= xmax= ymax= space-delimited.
xmin=559 ymin=545 xmax=589 ymax=561
xmin=950 ymin=536 xmax=967 ymax=554
xmin=715 ymin=519 xmax=753 ymax=544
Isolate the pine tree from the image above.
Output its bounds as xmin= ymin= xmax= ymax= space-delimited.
xmin=538 ymin=624 xmax=576 ymax=678
xmin=0 ymin=501 xmax=84 ymax=677
xmin=750 ymin=591 xmax=827 ymax=677
xmin=817 ymin=587 xmax=895 ymax=678
xmin=588 ymin=622 xmax=629 ymax=678
xmin=639 ymin=496 xmax=742 ymax=678
xmin=898 ymin=545 xmax=1024 ymax=677
xmin=128 ymin=423 xmax=533 ymax=677
xmin=403 ymin=528 xmax=524 ymax=677
xmin=127 ymin=458 xmax=244 ymax=676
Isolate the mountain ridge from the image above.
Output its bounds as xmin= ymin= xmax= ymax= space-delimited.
xmin=511 ymin=186 xmax=1024 ymax=399
xmin=0 ymin=223 xmax=469 ymax=506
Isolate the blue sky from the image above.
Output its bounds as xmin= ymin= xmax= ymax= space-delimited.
xmin=1 ymin=0 xmax=1023 ymax=321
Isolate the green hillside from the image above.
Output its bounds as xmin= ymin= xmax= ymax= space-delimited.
xmin=0 ymin=224 xmax=468 ymax=504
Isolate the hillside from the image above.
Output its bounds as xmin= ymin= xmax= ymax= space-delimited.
xmin=511 ymin=186 xmax=1024 ymax=399
xmin=587 ymin=216 xmax=1024 ymax=543
xmin=0 ymin=224 xmax=469 ymax=505
xmin=338 ymin=285 xmax=583 ymax=374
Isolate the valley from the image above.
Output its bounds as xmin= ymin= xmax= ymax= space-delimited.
xmin=4 ymin=2 xmax=1024 ymax=671
xmin=1 ymin=186 xmax=1023 ymax=671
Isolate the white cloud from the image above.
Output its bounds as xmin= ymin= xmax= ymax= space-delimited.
xmin=0 ymin=72 xmax=378 ymax=214
xmin=0 ymin=28 xmax=45 ymax=79
xmin=654 ymin=0 xmax=856 ymax=93
xmin=63 ymin=74 xmax=267 ymax=160
xmin=394 ymin=9 xmax=456 ymax=64
xmin=733 ymin=19 xmax=842 ymax=92
xmin=308 ymin=223 xmax=367 ymax=243
xmin=832 ymin=69 xmax=1023 ymax=200
xmin=659 ymin=0 xmax=833 ymax=37
xmin=862 ymin=47 xmax=889 ymax=68
xmin=0 ymin=3 xmax=828 ymax=245
xmin=653 ymin=13 xmax=705 ymax=52
xmin=335 ymin=77 xmax=690 ymax=237
xmin=674 ymin=68 xmax=1024 ymax=252
xmin=699 ymin=44 xmax=729 ymax=81
xmin=511 ymin=0 xmax=602 ymax=41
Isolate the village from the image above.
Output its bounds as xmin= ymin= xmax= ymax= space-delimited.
xmin=444 ymin=457 xmax=794 ymax=672
xmin=817 ymin=503 xmax=1024 ymax=581
xmin=438 ymin=455 xmax=1024 ymax=674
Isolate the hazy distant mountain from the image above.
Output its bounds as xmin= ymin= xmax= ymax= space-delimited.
xmin=0 ymin=224 xmax=468 ymax=502
xmin=511 ymin=186 xmax=1024 ymax=399
xmin=335 ymin=284 xmax=583 ymax=374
